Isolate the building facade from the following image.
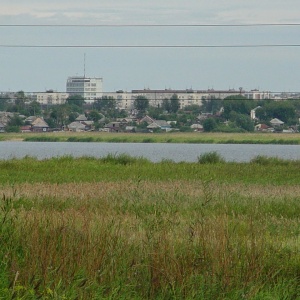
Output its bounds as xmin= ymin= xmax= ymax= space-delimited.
xmin=103 ymin=88 xmax=271 ymax=111
xmin=131 ymin=89 xmax=203 ymax=109
xmin=66 ymin=76 xmax=103 ymax=101
xmin=32 ymin=90 xmax=69 ymax=105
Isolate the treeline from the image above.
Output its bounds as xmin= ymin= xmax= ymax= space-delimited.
xmin=1 ymin=92 xmax=300 ymax=132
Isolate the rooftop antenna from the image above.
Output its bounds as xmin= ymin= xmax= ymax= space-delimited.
xmin=84 ymin=53 xmax=86 ymax=78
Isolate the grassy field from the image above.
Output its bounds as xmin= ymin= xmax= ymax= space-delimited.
xmin=1 ymin=131 xmax=300 ymax=144
xmin=0 ymin=154 xmax=299 ymax=299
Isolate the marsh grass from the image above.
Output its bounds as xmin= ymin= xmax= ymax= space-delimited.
xmin=3 ymin=131 xmax=300 ymax=145
xmin=0 ymin=156 xmax=299 ymax=298
xmin=197 ymin=151 xmax=225 ymax=164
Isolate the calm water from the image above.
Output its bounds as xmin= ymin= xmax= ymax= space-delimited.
xmin=1 ymin=141 xmax=300 ymax=162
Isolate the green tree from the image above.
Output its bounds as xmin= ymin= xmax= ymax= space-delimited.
xmin=161 ymin=98 xmax=171 ymax=113
xmin=50 ymin=104 xmax=71 ymax=127
xmin=66 ymin=95 xmax=85 ymax=107
xmin=147 ymin=106 xmax=163 ymax=119
xmin=6 ymin=114 xmax=24 ymax=132
xmin=93 ymin=96 xmax=117 ymax=117
xmin=203 ymin=118 xmax=217 ymax=132
xmin=28 ymin=100 xmax=41 ymax=116
xmin=233 ymin=113 xmax=254 ymax=131
xmin=183 ymin=104 xmax=201 ymax=114
xmin=169 ymin=94 xmax=180 ymax=113
xmin=201 ymin=98 xmax=223 ymax=114
xmin=223 ymin=95 xmax=255 ymax=119
xmin=88 ymin=110 xmax=102 ymax=122
xmin=9 ymin=90 xmax=28 ymax=114
xmin=162 ymin=94 xmax=181 ymax=114
xmin=134 ymin=96 xmax=149 ymax=114
xmin=267 ymin=101 xmax=296 ymax=124
xmin=7 ymin=114 xmax=24 ymax=126
xmin=68 ymin=112 xmax=78 ymax=123
xmin=0 ymin=95 xmax=9 ymax=111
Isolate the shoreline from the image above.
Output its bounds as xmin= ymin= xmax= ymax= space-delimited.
xmin=1 ymin=132 xmax=300 ymax=145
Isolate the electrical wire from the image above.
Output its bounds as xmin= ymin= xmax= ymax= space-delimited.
xmin=0 ymin=44 xmax=300 ymax=48
xmin=1 ymin=23 xmax=300 ymax=27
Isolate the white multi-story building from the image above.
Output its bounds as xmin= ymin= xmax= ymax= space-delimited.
xmin=105 ymin=91 xmax=134 ymax=110
xmin=244 ymin=89 xmax=271 ymax=100
xmin=131 ymin=89 xmax=203 ymax=109
xmin=66 ymin=76 xmax=103 ymax=101
xmin=32 ymin=90 xmax=69 ymax=105
xmin=90 ymin=88 xmax=272 ymax=111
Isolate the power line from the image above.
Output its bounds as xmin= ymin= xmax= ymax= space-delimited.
xmin=1 ymin=23 xmax=300 ymax=27
xmin=1 ymin=91 xmax=300 ymax=94
xmin=1 ymin=44 xmax=300 ymax=48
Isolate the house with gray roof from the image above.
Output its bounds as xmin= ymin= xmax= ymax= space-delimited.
xmin=75 ymin=114 xmax=88 ymax=122
xmin=270 ymin=118 xmax=284 ymax=127
xmin=68 ymin=121 xmax=87 ymax=132
xmin=31 ymin=117 xmax=50 ymax=132
xmin=104 ymin=122 xmax=121 ymax=132
xmin=147 ymin=120 xmax=171 ymax=131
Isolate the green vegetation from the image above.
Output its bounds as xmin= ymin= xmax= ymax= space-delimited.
xmin=1 ymin=131 xmax=300 ymax=145
xmin=197 ymin=151 xmax=225 ymax=164
xmin=1 ymin=91 xmax=300 ymax=134
xmin=0 ymin=154 xmax=299 ymax=298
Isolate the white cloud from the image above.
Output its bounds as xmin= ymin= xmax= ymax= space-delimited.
xmin=1 ymin=1 xmax=300 ymax=24
xmin=0 ymin=0 xmax=300 ymax=92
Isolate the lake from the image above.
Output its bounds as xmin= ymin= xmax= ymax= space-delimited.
xmin=1 ymin=141 xmax=300 ymax=162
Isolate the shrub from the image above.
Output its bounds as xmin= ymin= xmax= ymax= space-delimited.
xmin=250 ymin=155 xmax=291 ymax=166
xmin=197 ymin=151 xmax=225 ymax=164
xmin=100 ymin=153 xmax=149 ymax=165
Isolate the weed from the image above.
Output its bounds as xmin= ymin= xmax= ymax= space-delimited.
xmin=198 ymin=151 xmax=225 ymax=164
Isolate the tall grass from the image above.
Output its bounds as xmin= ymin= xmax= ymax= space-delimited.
xmin=0 ymin=180 xmax=299 ymax=299
xmin=2 ymin=131 xmax=300 ymax=145
xmin=197 ymin=151 xmax=225 ymax=164
xmin=1 ymin=154 xmax=300 ymax=185
xmin=0 ymin=156 xmax=299 ymax=298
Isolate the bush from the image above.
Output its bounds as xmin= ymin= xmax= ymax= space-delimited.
xmin=5 ymin=126 xmax=20 ymax=133
xmin=100 ymin=153 xmax=149 ymax=165
xmin=197 ymin=151 xmax=225 ymax=164
xmin=250 ymin=155 xmax=291 ymax=166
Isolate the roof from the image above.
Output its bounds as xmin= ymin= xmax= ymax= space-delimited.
xmin=139 ymin=115 xmax=155 ymax=124
xmin=82 ymin=120 xmax=94 ymax=126
xmin=147 ymin=120 xmax=170 ymax=129
xmin=68 ymin=121 xmax=86 ymax=130
xmin=76 ymin=114 xmax=88 ymax=121
xmin=25 ymin=116 xmax=38 ymax=124
xmin=191 ymin=124 xmax=203 ymax=129
xmin=270 ymin=118 xmax=284 ymax=125
xmin=255 ymin=123 xmax=271 ymax=129
xmin=31 ymin=117 xmax=49 ymax=128
xmin=105 ymin=122 xmax=121 ymax=128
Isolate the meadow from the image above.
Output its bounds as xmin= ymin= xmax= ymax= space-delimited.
xmin=0 ymin=154 xmax=299 ymax=299
xmin=1 ymin=131 xmax=300 ymax=144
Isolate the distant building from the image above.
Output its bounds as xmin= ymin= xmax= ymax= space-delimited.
xmin=66 ymin=76 xmax=103 ymax=101
xmin=104 ymin=88 xmax=272 ymax=111
xmin=244 ymin=89 xmax=271 ymax=100
xmin=105 ymin=90 xmax=134 ymax=110
xmin=31 ymin=90 xmax=69 ymax=105
xmin=131 ymin=89 xmax=203 ymax=109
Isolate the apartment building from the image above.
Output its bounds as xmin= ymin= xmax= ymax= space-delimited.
xmin=66 ymin=76 xmax=103 ymax=101
xmin=244 ymin=89 xmax=271 ymax=100
xmin=105 ymin=90 xmax=134 ymax=110
xmin=32 ymin=90 xmax=69 ymax=105
xmin=105 ymin=88 xmax=271 ymax=111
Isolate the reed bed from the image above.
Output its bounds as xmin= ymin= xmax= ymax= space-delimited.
xmin=0 ymin=156 xmax=299 ymax=299
xmin=2 ymin=131 xmax=300 ymax=144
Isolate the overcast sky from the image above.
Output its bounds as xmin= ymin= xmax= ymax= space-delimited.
xmin=0 ymin=1 xmax=300 ymax=93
